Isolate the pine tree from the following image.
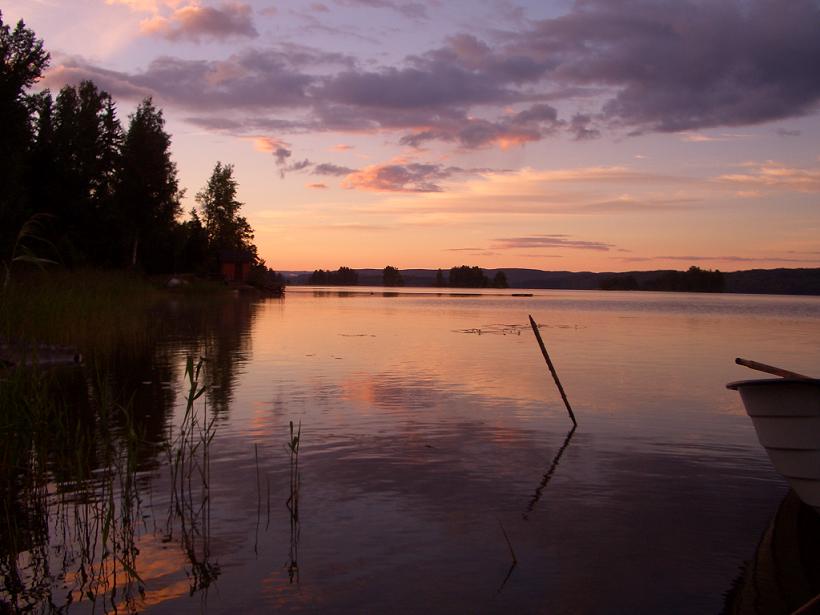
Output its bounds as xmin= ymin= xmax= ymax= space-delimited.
xmin=0 ymin=12 xmax=49 ymax=255
xmin=117 ymin=98 xmax=181 ymax=270
xmin=48 ymin=81 xmax=123 ymax=264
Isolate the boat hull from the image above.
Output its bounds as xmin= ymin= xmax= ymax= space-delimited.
xmin=727 ymin=378 xmax=820 ymax=512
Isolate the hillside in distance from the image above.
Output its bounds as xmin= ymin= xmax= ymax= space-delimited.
xmin=281 ymin=267 xmax=820 ymax=295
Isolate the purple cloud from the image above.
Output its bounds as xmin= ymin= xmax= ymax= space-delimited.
xmin=45 ymin=43 xmax=356 ymax=112
xmin=342 ymin=163 xmax=487 ymax=192
xmin=273 ymin=147 xmax=291 ymax=165
xmin=141 ymin=3 xmax=259 ymax=42
xmin=334 ymin=0 xmax=428 ymax=19
xmin=42 ymin=0 xmax=820 ymax=147
xmin=568 ymin=113 xmax=601 ymax=141
xmin=509 ymin=0 xmax=820 ymax=132
xmin=400 ymin=104 xmax=561 ymax=149
xmin=493 ymin=234 xmax=615 ymax=251
xmin=314 ymin=163 xmax=357 ymax=176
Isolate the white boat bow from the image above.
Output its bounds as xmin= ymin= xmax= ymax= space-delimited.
xmin=728 ymin=377 xmax=820 ymax=513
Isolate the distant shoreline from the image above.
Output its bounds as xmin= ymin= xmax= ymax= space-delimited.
xmin=280 ymin=266 xmax=820 ymax=296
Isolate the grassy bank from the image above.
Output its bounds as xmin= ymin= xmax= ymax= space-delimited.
xmin=0 ymin=269 xmax=227 ymax=357
xmin=0 ymin=270 xmax=222 ymax=607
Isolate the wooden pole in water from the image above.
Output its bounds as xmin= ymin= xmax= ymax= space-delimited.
xmin=529 ymin=314 xmax=577 ymax=427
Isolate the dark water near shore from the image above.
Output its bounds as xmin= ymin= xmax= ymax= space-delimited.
xmin=4 ymin=288 xmax=820 ymax=613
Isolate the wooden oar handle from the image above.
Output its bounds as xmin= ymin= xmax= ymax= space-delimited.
xmin=735 ymin=357 xmax=812 ymax=380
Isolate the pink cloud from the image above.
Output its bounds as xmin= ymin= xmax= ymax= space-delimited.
xmin=140 ymin=2 xmax=258 ymax=42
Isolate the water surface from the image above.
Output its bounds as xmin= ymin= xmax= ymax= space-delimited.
xmin=5 ymin=288 xmax=820 ymax=613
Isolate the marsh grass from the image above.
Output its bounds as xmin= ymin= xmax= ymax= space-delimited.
xmin=0 ymin=355 xmax=220 ymax=611
xmin=0 ymin=266 xmax=231 ymax=610
xmin=0 ymin=270 xmax=163 ymax=357
xmin=0 ymin=369 xmax=148 ymax=611
xmin=0 ymin=270 xmax=231 ymax=360
xmin=165 ymin=356 xmax=219 ymax=593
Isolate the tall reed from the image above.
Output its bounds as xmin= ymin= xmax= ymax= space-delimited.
xmin=0 ymin=270 xmax=163 ymax=357
xmin=286 ymin=420 xmax=301 ymax=584
xmin=0 ymin=354 xmax=221 ymax=611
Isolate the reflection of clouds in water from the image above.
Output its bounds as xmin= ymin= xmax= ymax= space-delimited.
xmin=61 ymin=292 xmax=819 ymax=612
xmin=239 ymin=416 xmax=784 ymax=612
xmin=123 ymin=535 xmax=191 ymax=610
xmin=260 ymin=568 xmax=322 ymax=610
xmin=340 ymin=373 xmax=439 ymax=411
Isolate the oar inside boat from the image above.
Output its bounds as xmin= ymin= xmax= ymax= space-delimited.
xmin=728 ymin=360 xmax=820 ymax=514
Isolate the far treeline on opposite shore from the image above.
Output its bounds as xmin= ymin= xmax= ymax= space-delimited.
xmin=292 ymin=265 xmax=820 ymax=295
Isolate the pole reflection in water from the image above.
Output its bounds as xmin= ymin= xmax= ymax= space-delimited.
xmin=523 ymin=426 xmax=577 ymax=520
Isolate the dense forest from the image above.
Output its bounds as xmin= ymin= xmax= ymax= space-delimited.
xmin=0 ymin=14 xmax=272 ymax=281
xmin=303 ymin=265 xmax=509 ymax=288
xmin=308 ymin=267 xmax=359 ymax=285
xmin=446 ymin=266 xmax=508 ymax=288
xmin=600 ymin=266 xmax=726 ymax=293
xmin=287 ymin=266 xmax=820 ymax=294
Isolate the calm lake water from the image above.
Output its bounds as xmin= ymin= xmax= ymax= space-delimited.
xmin=5 ymin=288 xmax=820 ymax=613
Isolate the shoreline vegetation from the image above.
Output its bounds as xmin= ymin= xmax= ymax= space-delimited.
xmin=0 ymin=270 xmax=238 ymax=359
xmin=294 ymin=264 xmax=820 ymax=295
xmin=1 ymin=15 xmax=284 ymax=298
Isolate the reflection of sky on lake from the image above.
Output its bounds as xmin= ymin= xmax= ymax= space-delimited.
xmin=29 ymin=289 xmax=820 ymax=613
xmin=133 ymin=288 xmax=820 ymax=613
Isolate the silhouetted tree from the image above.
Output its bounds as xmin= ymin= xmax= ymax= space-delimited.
xmin=2 ymin=15 xmax=275 ymax=277
xmin=309 ymin=267 xmax=358 ymax=285
xmin=46 ymin=81 xmax=123 ymax=264
xmin=0 ymin=13 xmax=49 ymax=255
xmin=196 ymin=162 xmax=256 ymax=264
xmin=248 ymin=259 xmax=284 ymax=288
xmin=449 ymin=265 xmax=488 ymax=288
xmin=116 ymin=98 xmax=181 ymax=271
xmin=600 ymin=274 xmax=639 ymax=290
xmin=334 ymin=266 xmax=358 ymax=285
xmin=382 ymin=265 xmax=404 ymax=287
xmin=434 ymin=269 xmax=445 ymax=287
xmin=27 ymin=89 xmax=57 ymax=226
xmin=174 ymin=208 xmax=209 ymax=273
xmin=644 ymin=266 xmax=725 ymax=292
xmin=492 ymin=271 xmax=508 ymax=288
xmin=309 ymin=269 xmax=328 ymax=284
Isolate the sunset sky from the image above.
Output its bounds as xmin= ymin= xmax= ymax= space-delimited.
xmin=6 ymin=0 xmax=820 ymax=271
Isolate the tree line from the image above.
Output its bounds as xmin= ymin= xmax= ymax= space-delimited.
xmin=600 ymin=266 xmax=725 ymax=292
xmin=439 ymin=266 xmax=507 ymax=288
xmin=308 ymin=267 xmax=359 ymax=285
xmin=305 ymin=265 xmax=508 ymax=288
xmin=1 ymin=14 xmax=267 ymax=278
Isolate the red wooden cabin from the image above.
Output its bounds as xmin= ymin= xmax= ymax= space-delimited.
xmin=219 ymin=249 xmax=254 ymax=283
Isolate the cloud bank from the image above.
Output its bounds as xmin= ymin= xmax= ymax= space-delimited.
xmin=49 ymin=0 xmax=820 ymax=148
